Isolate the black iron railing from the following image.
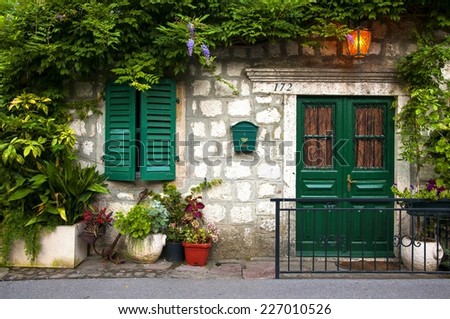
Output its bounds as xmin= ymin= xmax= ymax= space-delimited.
xmin=271 ymin=198 xmax=450 ymax=278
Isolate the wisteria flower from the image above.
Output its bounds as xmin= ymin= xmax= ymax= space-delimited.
xmin=187 ymin=22 xmax=195 ymax=38
xmin=201 ymin=44 xmax=210 ymax=62
xmin=187 ymin=38 xmax=194 ymax=56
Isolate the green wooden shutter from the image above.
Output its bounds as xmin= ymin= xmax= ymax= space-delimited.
xmin=140 ymin=79 xmax=176 ymax=181
xmin=104 ymin=82 xmax=136 ymax=181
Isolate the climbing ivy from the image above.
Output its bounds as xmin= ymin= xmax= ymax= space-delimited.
xmin=1 ymin=0 xmax=449 ymax=180
xmin=2 ymin=0 xmax=439 ymax=104
xmin=396 ymin=34 xmax=450 ymax=185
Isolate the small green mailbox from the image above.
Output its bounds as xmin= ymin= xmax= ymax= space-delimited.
xmin=231 ymin=121 xmax=259 ymax=152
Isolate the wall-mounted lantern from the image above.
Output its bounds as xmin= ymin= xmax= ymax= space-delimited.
xmin=346 ymin=27 xmax=372 ymax=58
xmin=231 ymin=121 xmax=259 ymax=152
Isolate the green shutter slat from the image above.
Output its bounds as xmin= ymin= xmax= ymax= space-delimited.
xmin=140 ymin=79 xmax=176 ymax=181
xmin=104 ymin=82 xmax=136 ymax=181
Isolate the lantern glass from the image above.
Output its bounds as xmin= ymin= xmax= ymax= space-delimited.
xmin=347 ymin=28 xmax=371 ymax=58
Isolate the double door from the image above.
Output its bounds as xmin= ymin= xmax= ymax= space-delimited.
xmin=296 ymin=97 xmax=394 ymax=257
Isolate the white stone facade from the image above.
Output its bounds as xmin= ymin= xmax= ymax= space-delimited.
xmin=72 ymin=20 xmax=419 ymax=260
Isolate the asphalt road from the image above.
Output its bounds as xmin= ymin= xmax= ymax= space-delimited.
xmin=1 ymin=277 xmax=449 ymax=299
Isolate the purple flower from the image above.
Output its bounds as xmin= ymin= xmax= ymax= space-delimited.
xmin=187 ymin=23 xmax=195 ymax=38
xmin=187 ymin=38 xmax=194 ymax=56
xmin=201 ymin=44 xmax=210 ymax=62
xmin=345 ymin=34 xmax=354 ymax=44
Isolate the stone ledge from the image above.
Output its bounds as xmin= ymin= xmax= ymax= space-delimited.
xmin=246 ymin=67 xmax=400 ymax=83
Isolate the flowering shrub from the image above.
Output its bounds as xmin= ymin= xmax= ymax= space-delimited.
xmin=184 ymin=222 xmax=220 ymax=244
xmin=81 ymin=207 xmax=113 ymax=237
xmin=391 ymin=179 xmax=450 ymax=200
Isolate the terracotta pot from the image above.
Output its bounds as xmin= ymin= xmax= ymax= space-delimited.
xmin=182 ymin=242 xmax=211 ymax=266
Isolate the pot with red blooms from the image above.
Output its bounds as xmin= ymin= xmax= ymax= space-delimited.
xmin=181 ymin=195 xmax=220 ymax=266
xmin=79 ymin=207 xmax=113 ymax=245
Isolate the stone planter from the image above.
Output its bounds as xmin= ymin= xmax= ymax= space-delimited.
xmin=124 ymin=233 xmax=167 ymax=263
xmin=6 ymin=224 xmax=88 ymax=268
xmin=400 ymin=236 xmax=444 ymax=271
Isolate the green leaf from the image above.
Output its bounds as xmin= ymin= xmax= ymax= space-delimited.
xmin=88 ymin=183 xmax=109 ymax=194
xmin=30 ymin=174 xmax=47 ymax=187
xmin=9 ymin=188 xmax=34 ymax=201
xmin=58 ymin=207 xmax=67 ymax=222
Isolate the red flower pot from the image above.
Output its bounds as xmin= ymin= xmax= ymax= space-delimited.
xmin=182 ymin=242 xmax=211 ymax=266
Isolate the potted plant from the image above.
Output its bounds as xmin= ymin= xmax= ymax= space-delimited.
xmin=392 ymin=179 xmax=450 ymax=215
xmin=1 ymin=159 xmax=109 ymax=268
xmin=149 ymin=179 xmax=222 ymax=262
xmin=113 ymin=199 xmax=169 ymax=263
xmin=79 ymin=207 xmax=113 ymax=247
xmin=391 ymin=179 xmax=447 ymax=271
xmin=181 ymin=194 xmax=220 ymax=266
xmin=0 ymin=94 xmax=109 ymax=267
xmin=150 ymin=183 xmax=187 ymax=262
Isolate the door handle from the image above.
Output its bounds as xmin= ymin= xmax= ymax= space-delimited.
xmin=347 ymin=174 xmax=354 ymax=192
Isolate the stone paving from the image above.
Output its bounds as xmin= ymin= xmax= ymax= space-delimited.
xmin=0 ymin=255 xmax=276 ymax=281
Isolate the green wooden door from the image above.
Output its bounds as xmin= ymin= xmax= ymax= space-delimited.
xmin=296 ymin=97 xmax=395 ymax=257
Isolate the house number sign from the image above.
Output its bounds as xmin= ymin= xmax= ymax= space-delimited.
xmin=273 ymin=82 xmax=293 ymax=92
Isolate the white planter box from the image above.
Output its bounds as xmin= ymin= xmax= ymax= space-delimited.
xmin=7 ymin=224 xmax=87 ymax=268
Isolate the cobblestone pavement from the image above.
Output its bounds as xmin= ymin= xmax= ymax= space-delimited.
xmin=0 ymin=255 xmax=276 ymax=281
xmin=2 ymin=254 xmax=449 ymax=282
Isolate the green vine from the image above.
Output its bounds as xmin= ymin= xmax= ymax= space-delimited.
xmin=0 ymin=207 xmax=52 ymax=264
xmin=1 ymin=0 xmax=420 ymax=104
xmin=395 ymin=34 xmax=450 ymax=186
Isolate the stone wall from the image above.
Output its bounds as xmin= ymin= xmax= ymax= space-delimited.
xmin=71 ymin=19 xmax=418 ymax=260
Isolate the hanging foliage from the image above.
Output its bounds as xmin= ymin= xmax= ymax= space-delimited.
xmin=1 ymin=0 xmax=435 ymax=104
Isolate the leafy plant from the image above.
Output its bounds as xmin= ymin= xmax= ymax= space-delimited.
xmin=182 ymin=195 xmax=220 ymax=244
xmin=183 ymin=222 xmax=220 ymax=244
xmin=149 ymin=179 xmax=222 ymax=243
xmin=0 ymin=93 xmax=109 ymax=262
xmin=6 ymin=159 xmax=109 ymax=226
xmin=395 ymin=35 xmax=450 ymax=186
xmin=391 ymin=179 xmax=449 ymax=242
xmin=1 ymin=0 xmax=421 ymax=103
xmin=391 ymin=179 xmax=450 ymax=200
xmin=181 ymin=179 xmax=222 ymax=245
xmin=81 ymin=207 xmax=113 ymax=238
xmin=114 ymin=200 xmax=170 ymax=240
xmin=150 ymin=183 xmax=187 ymax=243
xmin=0 ymin=208 xmax=45 ymax=264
